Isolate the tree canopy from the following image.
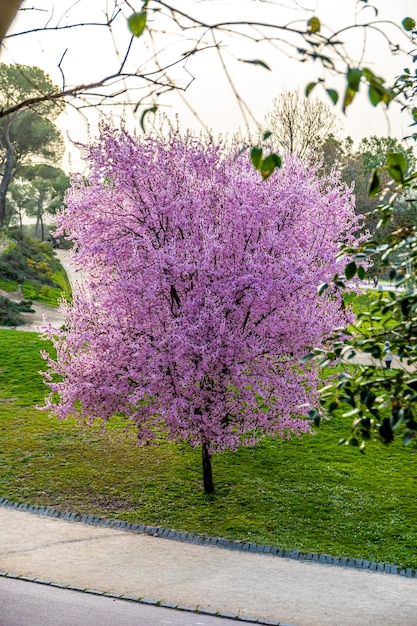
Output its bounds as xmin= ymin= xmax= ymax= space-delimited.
xmin=17 ymin=164 xmax=69 ymax=240
xmin=263 ymin=90 xmax=340 ymax=159
xmin=0 ymin=63 xmax=65 ymax=227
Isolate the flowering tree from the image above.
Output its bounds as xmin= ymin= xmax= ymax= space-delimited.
xmin=43 ymin=126 xmax=361 ymax=493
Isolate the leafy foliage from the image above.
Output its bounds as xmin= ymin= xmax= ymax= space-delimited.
xmin=315 ymin=153 xmax=417 ymax=449
xmin=42 ymin=126 xmax=361 ymax=492
xmin=313 ymin=44 xmax=417 ymax=451
xmin=0 ymin=231 xmax=70 ymax=307
xmin=0 ymin=232 xmax=60 ymax=286
xmin=0 ymin=63 xmax=64 ymax=119
xmin=0 ymin=295 xmax=34 ymax=326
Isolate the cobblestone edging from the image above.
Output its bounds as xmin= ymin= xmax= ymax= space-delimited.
xmin=1 ymin=496 xmax=416 ymax=583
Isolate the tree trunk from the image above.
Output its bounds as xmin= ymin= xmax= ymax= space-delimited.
xmin=202 ymin=442 xmax=215 ymax=494
xmin=36 ymin=191 xmax=45 ymax=240
xmin=0 ymin=126 xmax=16 ymax=227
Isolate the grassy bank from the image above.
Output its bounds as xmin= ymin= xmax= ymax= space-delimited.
xmin=0 ymin=329 xmax=416 ymax=568
xmin=0 ymin=234 xmax=71 ymax=310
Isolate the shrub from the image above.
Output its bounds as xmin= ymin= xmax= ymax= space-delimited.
xmin=0 ymin=296 xmax=34 ymax=326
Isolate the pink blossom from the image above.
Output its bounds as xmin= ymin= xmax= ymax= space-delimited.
xmin=42 ymin=125 xmax=361 ymax=492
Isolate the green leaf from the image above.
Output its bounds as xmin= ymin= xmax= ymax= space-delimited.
xmin=326 ymin=89 xmax=338 ymax=105
xmin=260 ymin=154 xmax=282 ymax=180
xmin=342 ymin=86 xmax=357 ymax=113
xmin=305 ymin=82 xmax=317 ymax=97
xmin=343 ymin=409 xmax=360 ymax=417
xmin=240 ymin=59 xmax=271 ymax=71
xmin=381 ymin=88 xmax=395 ymax=106
xmin=405 ymin=418 xmax=417 ymax=431
xmin=379 ymin=417 xmax=394 ymax=443
xmin=345 ymin=261 xmax=357 ymax=280
xmin=128 ymin=11 xmax=147 ymax=37
xmin=387 ymin=165 xmax=404 ymax=184
xmin=262 ymin=131 xmax=272 ymax=141
xmin=308 ymin=409 xmax=321 ymax=427
xmin=402 ymin=17 xmax=416 ymax=31
xmin=412 ymin=107 xmax=417 ymax=123
xmin=390 ymin=409 xmax=404 ymax=431
xmin=308 ymin=17 xmax=321 ymax=33
xmin=140 ymin=105 xmax=158 ymax=132
xmin=317 ymin=282 xmax=328 ymax=295
xmin=363 ymin=67 xmax=383 ymax=85
xmin=347 ymin=68 xmax=363 ymax=92
xmin=369 ymin=84 xmax=383 ymax=106
xmin=403 ymin=431 xmax=416 ymax=446
xmin=251 ymin=147 xmax=263 ymax=169
xmin=386 ymin=152 xmax=407 ymax=182
xmin=368 ymin=168 xmax=381 ymax=196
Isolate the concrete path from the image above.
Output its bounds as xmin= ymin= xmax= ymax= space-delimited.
xmin=341 ymin=349 xmax=415 ymax=371
xmin=0 ymin=506 xmax=416 ymax=626
xmin=0 ymin=576 xmax=242 ymax=626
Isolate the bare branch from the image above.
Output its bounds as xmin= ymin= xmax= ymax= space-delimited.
xmin=0 ymin=1 xmax=414 ymax=132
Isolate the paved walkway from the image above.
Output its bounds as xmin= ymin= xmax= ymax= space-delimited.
xmin=341 ymin=349 xmax=415 ymax=371
xmin=0 ymin=504 xmax=416 ymax=626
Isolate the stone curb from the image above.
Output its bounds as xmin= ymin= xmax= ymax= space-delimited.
xmin=0 ymin=571 xmax=294 ymax=626
xmin=1 ymin=496 xmax=416 ymax=581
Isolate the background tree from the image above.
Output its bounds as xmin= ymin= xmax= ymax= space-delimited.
xmin=42 ymin=125 xmax=361 ymax=494
xmin=317 ymin=133 xmax=354 ymax=176
xmin=19 ymin=165 xmax=70 ymax=240
xmin=0 ymin=64 xmax=65 ymax=227
xmin=341 ymin=136 xmax=416 ymax=238
xmin=263 ymin=90 xmax=340 ymax=159
xmin=5 ymin=178 xmax=35 ymax=232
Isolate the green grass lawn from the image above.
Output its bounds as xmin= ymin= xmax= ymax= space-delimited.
xmin=346 ymin=289 xmax=399 ymax=337
xmin=0 ymin=329 xmax=416 ymax=568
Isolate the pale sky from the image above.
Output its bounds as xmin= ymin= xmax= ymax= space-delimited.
xmin=3 ymin=0 xmax=416 ymax=171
